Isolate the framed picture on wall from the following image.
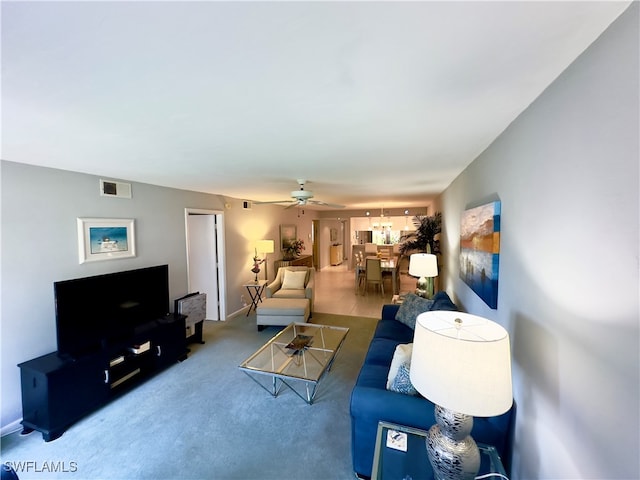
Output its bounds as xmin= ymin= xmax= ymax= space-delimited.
xmin=77 ymin=217 xmax=136 ymax=264
xmin=280 ymin=224 xmax=297 ymax=251
xmin=459 ymin=201 xmax=501 ymax=308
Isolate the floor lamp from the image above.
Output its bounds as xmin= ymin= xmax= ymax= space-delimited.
xmin=410 ymin=311 xmax=513 ymax=480
xmin=255 ymin=240 xmax=274 ymax=282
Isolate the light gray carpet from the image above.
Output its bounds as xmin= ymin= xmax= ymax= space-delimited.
xmin=1 ymin=313 xmax=378 ymax=479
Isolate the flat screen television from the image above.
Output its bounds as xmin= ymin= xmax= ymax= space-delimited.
xmin=54 ymin=265 xmax=170 ymax=358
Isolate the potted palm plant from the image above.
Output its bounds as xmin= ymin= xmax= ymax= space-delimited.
xmin=399 ymin=212 xmax=442 ymax=298
xmin=399 ymin=212 xmax=442 ymax=255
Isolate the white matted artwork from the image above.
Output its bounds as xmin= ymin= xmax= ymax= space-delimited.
xmin=77 ymin=217 xmax=136 ymax=264
xmin=280 ymin=224 xmax=297 ymax=250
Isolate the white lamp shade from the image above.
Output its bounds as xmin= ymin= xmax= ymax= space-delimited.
xmin=410 ymin=311 xmax=513 ymax=417
xmin=408 ymin=253 xmax=438 ymax=278
xmin=256 ymin=240 xmax=274 ymax=254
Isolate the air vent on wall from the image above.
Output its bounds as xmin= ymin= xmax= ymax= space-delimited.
xmin=100 ymin=179 xmax=132 ymax=199
xmin=242 ymin=200 xmax=252 ymax=210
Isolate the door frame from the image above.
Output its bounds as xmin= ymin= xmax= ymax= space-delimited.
xmin=184 ymin=208 xmax=227 ymax=320
xmin=312 ymin=219 xmax=320 ymax=270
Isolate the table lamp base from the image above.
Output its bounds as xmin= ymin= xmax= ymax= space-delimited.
xmin=426 ymin=405 xmax=480 ymax=480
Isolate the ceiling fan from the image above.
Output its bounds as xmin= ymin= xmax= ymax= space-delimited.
xmin=254 ymin=179 xmax=345 ymax=209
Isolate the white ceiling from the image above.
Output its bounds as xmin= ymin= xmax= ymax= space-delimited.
xmin=1 ymin=1 xmax=631 ymax=209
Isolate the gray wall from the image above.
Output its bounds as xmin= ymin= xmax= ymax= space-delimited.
xmin=438 ymin=5 xmax=638 ymax=478
xmin=0 ymin=161 xmax=319 ymax=430
xmin=0 ymin=162 xmax=216 ymax=428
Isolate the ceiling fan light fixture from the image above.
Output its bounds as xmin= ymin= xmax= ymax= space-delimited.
xmin=291 ymin=190 xmax=314 ymax=200
xmin=253 ymin=179 xmax=345 ymax=209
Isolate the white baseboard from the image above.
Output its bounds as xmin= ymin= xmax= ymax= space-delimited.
xmin=1 ymin=418 xmax=23 ymax=438
xmin=226 ymin=305 xmax=250 ymax=319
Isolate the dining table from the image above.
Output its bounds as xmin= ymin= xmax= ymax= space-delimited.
xmin=355 ymin=256 xmax=400 ymax=295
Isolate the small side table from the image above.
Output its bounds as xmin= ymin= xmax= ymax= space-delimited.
xmin=371 ymin=421 xmax=508 ymax=480
xmin=391 ymin=292 xmax=410 ymax=304
xmin=243 ymin=281 xmax=267 ymax=316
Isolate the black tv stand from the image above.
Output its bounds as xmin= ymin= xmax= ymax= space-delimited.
xmin=18 ymin=314 xmax=187 ymax=442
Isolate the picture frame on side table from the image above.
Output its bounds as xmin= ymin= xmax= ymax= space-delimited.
xmin=77 ymin=217 xmax=136 ymax=264
xmin=280 ymin=224 xmax=297 ymax=251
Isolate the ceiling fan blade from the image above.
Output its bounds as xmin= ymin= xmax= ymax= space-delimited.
xmin=253 ymin=200 xmax=294 ymax=205
xmin=309 ymin=200 xmax=345 ymax=209
xmin=254 ymin=180 xmax=340 ymax=209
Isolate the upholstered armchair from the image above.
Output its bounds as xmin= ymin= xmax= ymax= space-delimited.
xmin=265 ymin=266 xmax=315 ymax=313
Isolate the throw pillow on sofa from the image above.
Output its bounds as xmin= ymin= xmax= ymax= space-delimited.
xmin=389 ymin=362 xmax=418 ymax=396
xmin=395 ymin=293 xmax=434 ymax=329
xmin=386 ymin=343 xmax=413 ymax=388
xmin=430 ymin=291 xmax=458 ymax=311
xmin=281 ymin=270 xmax=307 ymax=290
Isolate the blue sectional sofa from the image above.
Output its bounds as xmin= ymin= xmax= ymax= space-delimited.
xmin=349 ymin=292 xmax=515 ymax=479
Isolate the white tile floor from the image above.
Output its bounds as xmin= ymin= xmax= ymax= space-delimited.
xmin=313 ymin=262 xmax=416 ymax=318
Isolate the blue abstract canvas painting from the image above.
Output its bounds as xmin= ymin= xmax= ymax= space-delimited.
xmin=459 ymin=201 xmax=501 ymax=308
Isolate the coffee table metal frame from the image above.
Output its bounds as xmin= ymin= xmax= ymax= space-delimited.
xmin=238 ymin=322 xmax=349 ymax=404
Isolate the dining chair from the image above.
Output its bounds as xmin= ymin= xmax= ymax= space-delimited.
xmin=365 ymin=243 xmax=378 ymax=256
xmin=381 ymin=258 xmax=394 ymax=291
xmin=365 ymin=257 xmax=384 ymax=296
xmin=355 ymin=252 xmax=366 ymax=294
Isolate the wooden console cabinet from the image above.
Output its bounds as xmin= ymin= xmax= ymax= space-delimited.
xmin=330 ymin=245 xmax=344 ymax=265
xmin=273 ymin=254 xmax=313 ymax=271
xmin=18 ymin=314 xmax=187 ymax=441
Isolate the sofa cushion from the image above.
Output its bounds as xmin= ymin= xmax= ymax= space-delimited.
xmin=281 ymin=269 xmax=307 ymax=290
xmin=395 ymin=293 xmax=434 ymax=329
xmin=363 ymin=337 xmax=401 ymax=366
xmin=373 ymin=319 xmax=414 ymax=343
xmin=355 ymin=362 xmax=391 ymax=390
xmin=273 ymin=289 xmax=306 ymax=300
xmin=386 ymin=343 xmax=413 ymax=388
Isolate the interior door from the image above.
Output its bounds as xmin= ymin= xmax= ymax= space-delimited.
xmin=186 ymin=213 xmax=220 ymax=320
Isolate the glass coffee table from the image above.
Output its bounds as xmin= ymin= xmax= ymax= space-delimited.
xmin=238 ymin=322 xmax=349 ymax=404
